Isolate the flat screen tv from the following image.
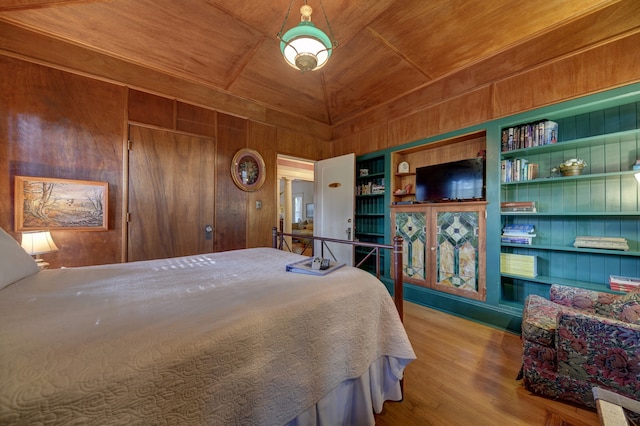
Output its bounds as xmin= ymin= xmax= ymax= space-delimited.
xmin=415 ymin=158 xmax=485 ymax=202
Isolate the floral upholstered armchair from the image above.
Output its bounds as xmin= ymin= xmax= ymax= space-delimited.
xmin=520 ymin=284 xmax=640 ymax=409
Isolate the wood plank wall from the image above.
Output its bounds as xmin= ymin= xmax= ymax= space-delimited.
xmin=0 ymin=55 xmax=126 ymax=268
xmin=0 ymin=56 xmax=325 ymax=267
xmin=331 ymin=32 xmax=640 ymax=157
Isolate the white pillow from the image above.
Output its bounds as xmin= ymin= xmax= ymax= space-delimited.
xmin=0 ymin=227 xmax=39 ymax=289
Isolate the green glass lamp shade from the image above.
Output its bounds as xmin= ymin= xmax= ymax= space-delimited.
xmin=280 ymin=21 xmax=333 ymax=72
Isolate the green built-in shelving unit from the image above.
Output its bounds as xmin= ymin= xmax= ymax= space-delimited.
xmin=354 ymin=153 xmax=389 ymax=282
xmin=499 ymin=100 xmax=640 ymax=308
xmin=356 ymin=83 xmax=640 ymax=333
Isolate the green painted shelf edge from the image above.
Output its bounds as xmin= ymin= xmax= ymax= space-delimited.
xmin=501 ymin=243 xmax=640 ymax=256
xmin=355 ymin=193 xmax=385 ymax=198
xmin=500 ymin=128 xmax=640 ymax=159
xmin=356 ymin=172 xmax=385 ymax=180
xmin=501 ymin=211 xmax=640 ymax=216
xmin=501 ymin=169 xmax=639 ymax=186
xmin=500 ymin=273 xmax=622 ymax=293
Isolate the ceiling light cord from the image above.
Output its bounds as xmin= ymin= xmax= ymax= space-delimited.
xmin=277 ymin=0 xmax=295 ymax=40
xmin=317 ymin=0 xmax=337 ymax=48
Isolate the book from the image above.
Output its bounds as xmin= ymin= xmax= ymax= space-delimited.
xmin=501 ymin=120 xmax=560 ymax=152
xmin=500 ymin=253 xmax=538 ymax=277
xmin=502 ymin=224 xmax=535 ymax=245
xmin=501 ymin=236 xmax=533 ymax=245
xmin=501 ymin=129 xmax=509 ymax=152
xmin=501 ymin=201 xmax=537 ymax=213
xmin=286 ymin=257 xmax=346 ymax=276
xmin=500 ymin=160 xmax=539 ymax=182
xmin=609 ymin=275 xmax=640 ymax=292
xmin=502 ymin=208 xmax=537 ymax=213
xmin=574 ymin=236 xmax=629 ymax=251
xmin=544 ymin=120 xmax=558 ymax=145
xmin=501 ymin=201 xmax=536 ymax=209
xmin=575 ymin=236 xmax=627 ymax=242
xmin=502 ymin=223 xmax=535 ymax=234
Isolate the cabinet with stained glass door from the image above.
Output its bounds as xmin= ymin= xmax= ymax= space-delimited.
xmin=391 ymin=202 xmax=487 ymax=301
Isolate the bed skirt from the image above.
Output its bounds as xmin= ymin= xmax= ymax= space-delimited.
xmin=287 ymin=355 xmax=407 ymax=426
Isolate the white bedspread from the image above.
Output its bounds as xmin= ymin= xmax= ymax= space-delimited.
xmin=0 ymin=248 xmax=415 ymax=425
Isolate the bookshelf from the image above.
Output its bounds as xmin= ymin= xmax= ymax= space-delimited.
xmin=390 ymin=131 xmax=486 ymax=204
xmin=499 ymin=99 xmax=640 ymax=307
xmin=354 ymin=153 xmax=388 ymax=277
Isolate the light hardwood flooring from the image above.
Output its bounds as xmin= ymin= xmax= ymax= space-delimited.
xmin=291 ymin=240 xmax=313 ymax=256
xmin=374 ymin=302 xmax=600 ymax=426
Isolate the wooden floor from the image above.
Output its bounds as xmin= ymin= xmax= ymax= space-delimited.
xmin=374 ymin=302 xmax=600 ymax=426
xmin=291 ymin=240 xmax=313 ymax=256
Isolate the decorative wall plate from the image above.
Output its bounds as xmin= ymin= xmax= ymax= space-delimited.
xmin=398 ymin=161 xmax=410 ymax=173
xmin=231 ymin=148 xmax=266 ymax=191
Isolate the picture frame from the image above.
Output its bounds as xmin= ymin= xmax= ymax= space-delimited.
xmin=231 ymin=148 xmax=266 ymax=192
xmin=15 ymin=176 xmax=108 ymax=231
xmin=306 ymin=203 xmax=314 ymax=218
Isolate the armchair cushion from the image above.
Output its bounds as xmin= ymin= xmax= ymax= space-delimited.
xmin=556 ymin=311 xmax=640 ymax=394
xmin=610 ymin=291 xmax=640 ymax=324
xmin=550 ymin=284 xmax=622 ymax=317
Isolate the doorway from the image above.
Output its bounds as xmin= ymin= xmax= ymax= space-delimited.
xmin=277 ymin=155 xmax=314 ymax=255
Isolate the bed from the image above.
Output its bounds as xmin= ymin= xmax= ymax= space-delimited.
xmin=0 ymin=227 xmax=415 ymax=425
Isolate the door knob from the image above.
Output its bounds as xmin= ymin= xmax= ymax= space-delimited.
xmin=205 ymin=225 xmax=213 ymax=240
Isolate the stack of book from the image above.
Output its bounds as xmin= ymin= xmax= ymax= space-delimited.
xmin=500 ymin=253 xmax=538 ymax=277
xmin=356 ymin=180 xmax=385 ymax=195
xmin=609 ymin=275 xmax=640 ymax=292
xmin=501 ymin=201 xmax=537 ymax=214
xmin=501 ymin=120 xmax=558 ymax=152
xmin=501 ymin=159 xmax=539 ymax=182
xmin=501 ymin=224 xmax=536 ymax=245
xmin=574 ymin=236 xmax=629 ymax=251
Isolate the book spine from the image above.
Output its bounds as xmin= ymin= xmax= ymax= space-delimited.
xmin=501 ymin=201 xmax=536 ymax=208
xmin=575 ymin=236 xmax=627 ymax=242
xmin=609 ymin=275 xmax=640 ymax=285
xmin=501 ymin=237 xmax=532 ymax=245
xmin=503 ymin=224 xmax=535 ymax=232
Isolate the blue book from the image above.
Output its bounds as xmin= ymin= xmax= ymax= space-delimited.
xmin=502 ymin=224 xmax=535 ymax=234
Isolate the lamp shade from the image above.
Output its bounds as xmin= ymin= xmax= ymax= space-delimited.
xmin=21 ymin=231 xmax=58 ymax=255
xmin=279 ymin=4 xmax=334 ymax=72
xmin=280 ymin=22 xmax=332 ymax=71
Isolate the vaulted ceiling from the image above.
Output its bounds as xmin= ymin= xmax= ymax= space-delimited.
xmin=1 ymin=0 xmax=639 ymax=129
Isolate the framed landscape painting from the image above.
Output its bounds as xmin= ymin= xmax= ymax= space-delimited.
xmin=15 ymin=176 xmax=108 ymax=231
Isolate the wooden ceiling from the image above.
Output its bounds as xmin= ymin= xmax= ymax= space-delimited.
xmin=1 ymin=0 xmax=638 ymax=128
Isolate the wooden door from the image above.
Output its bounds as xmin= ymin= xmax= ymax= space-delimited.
xmin=314 ymin=153 xmax=355 ymax=265
xmin=391 ymin=206 xmax=427 ymax=285
xmin=127 ymin=125 xmax=215 ymax=261
xmin=429 ymin=203 xmax=487 ymax=301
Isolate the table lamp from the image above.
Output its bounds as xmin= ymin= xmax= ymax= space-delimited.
xmin=21 ymin=230 xmax=58 ymax=269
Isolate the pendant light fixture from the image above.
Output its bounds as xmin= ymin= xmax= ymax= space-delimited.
xmin=277 ymin=0 xmax=337 ymax=72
